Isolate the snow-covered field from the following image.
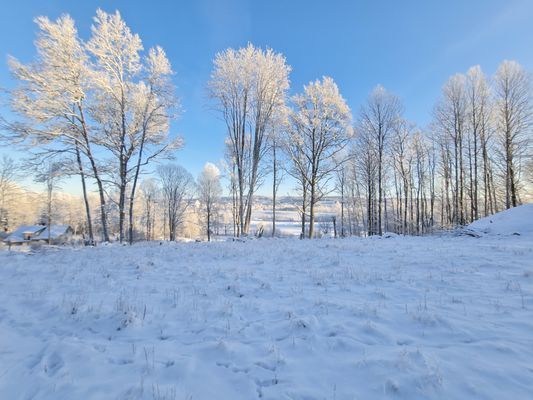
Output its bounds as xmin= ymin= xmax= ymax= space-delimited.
xmin=1 ymin=206 xmax=532 ymax=400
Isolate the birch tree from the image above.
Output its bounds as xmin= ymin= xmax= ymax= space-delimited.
xmin=126 ymin=47 xmax=182 ymax=244
xmin=434 ymin=74 xmax=468 ymax=225
xmin=334 ymin=160 xmax=349 ymax=237
xmin=284 ymin=77 xmax=352 ymax=239
xmin=158 ymin=164 xmax=194 ymax=241
xmin=208 ymin=44 xmax=290 ymax=235
xmin=267 ymin=110 xmax=287 ymax=237
xmin=4 ymin=14 xmax=108 ymax=241
xmin=359 ymin=85 xmax=402 ymax=235
xmin=493 ymin=60 xmax=532 ymax=209
xmin=87 ymin=10 xmax=181 ymax=243
xmin=466 ymin=66 xmax=498 ymax=217
xmin=354 ymin=124 xmax=378 ymax=235
xmin=390 ymin=119 xmax=414 ymax=234
xmin=0 ymin=156 xmax=17 ymax=233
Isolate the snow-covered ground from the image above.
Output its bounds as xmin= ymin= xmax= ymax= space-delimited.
xmin=0 ymin=206 xmax=532 ymax=399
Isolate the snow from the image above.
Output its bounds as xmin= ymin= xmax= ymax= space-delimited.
xmin=0 ymin=208 xmax=532 ymax=399
xmin=468 ymin=203 xmax=533 ymax=237
xmin=35 ymin=225 xmax=72 ymax=241
xmin=3 ymin=225 xmax=46 ymax=243
xmin=4 ymin=225 xmax=72 ymax=244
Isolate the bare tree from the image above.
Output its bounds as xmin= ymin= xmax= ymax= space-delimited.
xmin=268 ymin=112 xmax=287 ymax=237
xmin=344 ymin=154 xmax=365 ymax=236
xmin=197 ymin=163 xmax=222 ymax=241
xmin=493 ymin=60 xmax=532 ymax=209
xmin=158 ymin=164 xmax=194 ymax=241
xmin=34 ymin=162 xmax=62 ymax=245
xmin=465 ymin=66 xmax=498 ymax=217
xmin=0 ymin=156 xmax=17 ymax=233
xmin=140 ymin=178 xmax=159 ymax=240
xmin=335 ymin=165 xmax=347 ymax=237
xmin=390 ymin=119 xmax=414 ymax=234
xmin=434 ymin=74 xmax=468 ymax=226
xmin=283 ymin=134 xmax=311 ymax=239
xmin=270 ymin=138 xmax=284 ymax=237
xmin=354 ymin=124 xmax=378 ymax=235
xmin=526 ymin=158 xmax=533 ymax=192
xmin=359 ymin=85 xmax=402 ymax=235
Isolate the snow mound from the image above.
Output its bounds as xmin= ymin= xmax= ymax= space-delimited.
xmin=468 ymin=203 xmax=533 ymax=236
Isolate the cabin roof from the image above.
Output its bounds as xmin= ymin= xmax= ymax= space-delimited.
xmin=4 ymin=225 xmax=72 ymax=243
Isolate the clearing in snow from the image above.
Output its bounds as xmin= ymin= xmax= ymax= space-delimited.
xmin=0 ymin=205 xmax=532 ymax=399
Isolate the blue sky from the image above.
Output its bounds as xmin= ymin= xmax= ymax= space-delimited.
xmin=1 ymin=0 xmax=533 ymax=195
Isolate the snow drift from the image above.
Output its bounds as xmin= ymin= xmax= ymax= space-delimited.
xmin=468 ymin=203 xmax=533 ymax=237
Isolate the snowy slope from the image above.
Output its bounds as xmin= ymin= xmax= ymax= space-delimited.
xmin=0 ymin=232 xmax=532 ymax=399
xmin=468 ymin=203 xmax=533 ymax=237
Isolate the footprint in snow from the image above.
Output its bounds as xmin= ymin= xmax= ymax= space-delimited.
xmin=43 ymin=351 xmax=64 ymax=376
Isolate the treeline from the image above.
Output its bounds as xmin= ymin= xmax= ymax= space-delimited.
xmin=209 ymin=48 xmax=532 ymax=239
xmin=337 ymin=62 xmax=532 ymax=237
xmin=1 ymin=10 xmax=532 ymax=242
xmin=0 ymin=155 xmax=225 ymax=242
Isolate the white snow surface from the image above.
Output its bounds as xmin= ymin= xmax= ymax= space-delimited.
xmin=1 ymin=210 xmax=533 ymax=399
xmin=468 ymin=203 xmax=533 ymax=236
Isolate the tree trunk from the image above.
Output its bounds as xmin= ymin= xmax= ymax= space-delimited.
xmin=75 ymin=143 xmax=94 ymax=243
xmin=378 ymin=152 xmax=383 ymax=236
xmin=300 ymin=179 xmax=307 ymax=239
xmin=207 ymin=204 xmax=211 ymax=242
xmin=340 ymin=181 xmax=345 ymax=237
xmin=47 ymin=184 xmax=52 ymax=245
xmin=272 ymin=145 xmax=277 ymax=237
xmin=367 ymin=176 xmax=373 ymax=236
xmin=128 ymin=125 xmax=148 ymax=244
xmin=119 ymin=88 xmax=128 ymax=243
xmin=77 ymin=104 xmax=109 ymax=242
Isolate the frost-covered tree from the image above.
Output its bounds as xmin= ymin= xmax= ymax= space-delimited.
xmin=208 ymin=44 xmax=290 ymax=236
xmin=197 ymin=163 xmax=222 ymax=241
xmin=5 ymin=14 xmax=107 ymax=242
xmin=4 ymin=10 xmax=180 ymax=243
xmin=87 ymin=9 xmax=181 ymax=243
xmin=126 ymin=46 xmax=182 ymax=244
xmin=284 ymin=77 xmax=352 ymax=239
xmin=158 ymin=164 xmax=194 ymax=241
